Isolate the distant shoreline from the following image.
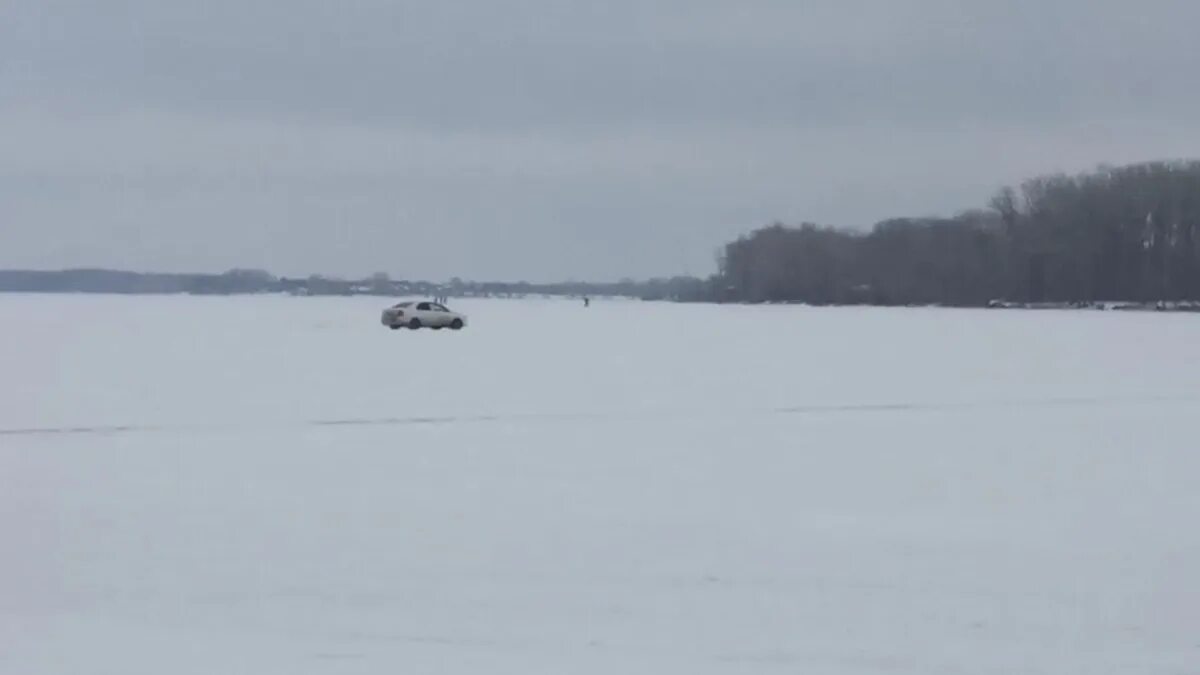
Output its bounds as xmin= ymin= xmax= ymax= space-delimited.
xmin=0 ymin=268 xmax=705 ymax=302
xmin=5 ymin=268 xmax=1200 ymax=312
xmin=5 ymin=271 xmax=1200 ymax=313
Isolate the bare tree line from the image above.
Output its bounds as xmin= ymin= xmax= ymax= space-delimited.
xmin=715 ymin=161 xmax=1200 ymax=306
xmin=7 ymin=161 xmax=1200 ymax=306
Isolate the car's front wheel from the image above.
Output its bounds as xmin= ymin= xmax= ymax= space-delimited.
xmin=389 ymin=324 xmax=402 ymax=330
xmin=450 ymin=318 xmax=464 ymax=330
xmin=408 ymin=318 xmax=422 ymax=330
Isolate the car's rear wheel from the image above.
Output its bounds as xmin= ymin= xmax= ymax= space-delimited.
xmin=450 ymin=318 xmax=464 ymax=330
xmin=408 ymin=318 xmax=421 ymax=330
xmin=389 ymin=324 xmax=401 ymax=330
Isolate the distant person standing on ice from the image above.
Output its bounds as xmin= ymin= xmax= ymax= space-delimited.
xmin=583 ymin=296 xmax=590 ymax=307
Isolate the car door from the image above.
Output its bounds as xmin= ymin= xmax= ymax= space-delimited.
xmin=415 ymin=302 xmax=435 ymax=325
xmin=431 ymin=303 xmax=452 ymax=327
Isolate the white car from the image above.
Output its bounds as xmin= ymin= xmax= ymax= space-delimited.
xmin=381 ymin=301 xmax=467 ymax=330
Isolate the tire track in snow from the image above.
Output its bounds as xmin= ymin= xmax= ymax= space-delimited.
xmin=3 ymin=393 xmax=1198 ymax=438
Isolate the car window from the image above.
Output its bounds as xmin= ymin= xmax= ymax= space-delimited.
xmin=416 ymin=302 xmax=431 ymax=311
xmin=433 ymin=304 xmax=448 ymax=312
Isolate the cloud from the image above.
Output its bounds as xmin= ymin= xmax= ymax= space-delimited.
xmin=3 ymin=0 xmax=1200 ymax=279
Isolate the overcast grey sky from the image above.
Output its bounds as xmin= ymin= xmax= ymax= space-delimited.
xmin=3 ymin=0 xmax=1199 ymax=281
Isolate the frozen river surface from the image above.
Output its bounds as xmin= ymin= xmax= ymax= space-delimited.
xmin=3 ymin=295 xmax=1199 ymax=673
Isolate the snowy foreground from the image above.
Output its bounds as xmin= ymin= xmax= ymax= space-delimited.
xmin=3 ymin=294 xmax=1200 ymax=674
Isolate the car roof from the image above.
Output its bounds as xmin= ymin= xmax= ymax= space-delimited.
xmin=393 ymin=300 xmax=450 ymax=307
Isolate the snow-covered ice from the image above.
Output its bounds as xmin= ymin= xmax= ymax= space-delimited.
xmin=3 ymin=294 xmax=1199 ymax=673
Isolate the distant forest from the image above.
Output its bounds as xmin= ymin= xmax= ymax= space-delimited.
xmin=714 ymin=161 xmax=1200 ymax=306
xmin=0 ymin=267 xmax=705 ymax=302
xmin=5 ymin=161 xmax=1200 ymax=307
